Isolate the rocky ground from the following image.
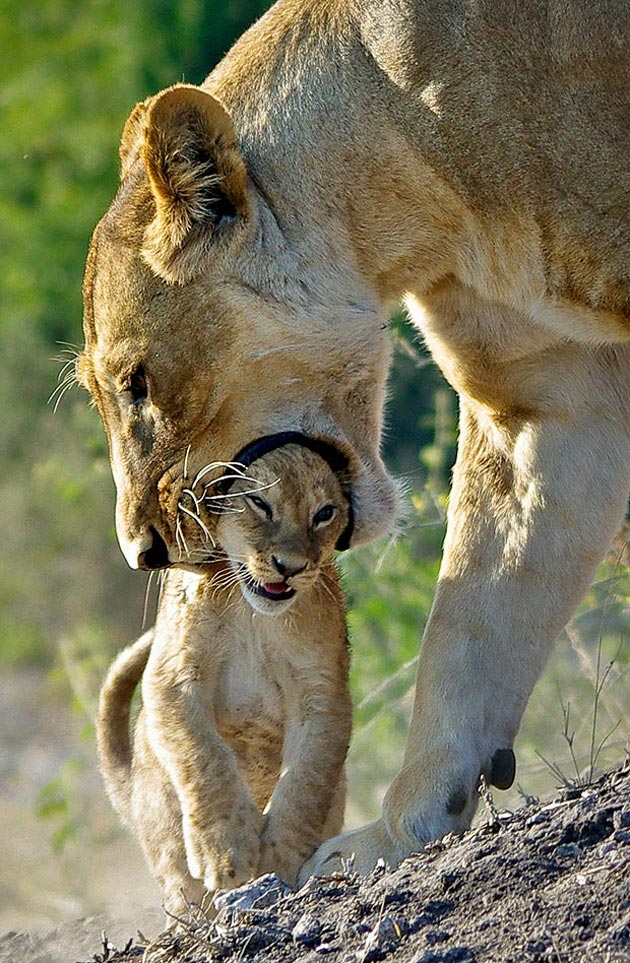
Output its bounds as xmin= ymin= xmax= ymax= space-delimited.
xmin=20 ymin=760 xmax=624 ymax=963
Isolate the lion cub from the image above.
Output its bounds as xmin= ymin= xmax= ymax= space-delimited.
xmin=97 ymin=443 xmax=352 ymax=914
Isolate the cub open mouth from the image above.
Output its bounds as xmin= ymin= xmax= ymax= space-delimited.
xmin=247 ymin=576 xmax=296 ymax=602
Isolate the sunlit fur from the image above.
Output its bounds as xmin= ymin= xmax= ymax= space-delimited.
xmin=97 ymin=445 xmax=351 ymax=916
xmin=84 ymin=0 xmax=630 ymax=880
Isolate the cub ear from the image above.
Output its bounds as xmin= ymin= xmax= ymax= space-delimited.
xmin=140 ymin=84 xmax=249 ymax=284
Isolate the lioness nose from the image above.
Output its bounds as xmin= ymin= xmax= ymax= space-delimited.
xmin=272 ymin=555 xmax=307 ymax=578
xmin=138 ymin=527 xmax=171 ymax=571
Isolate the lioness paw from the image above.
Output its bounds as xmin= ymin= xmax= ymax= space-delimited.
xmin=298 ymin=819 xmax=408 ymax=884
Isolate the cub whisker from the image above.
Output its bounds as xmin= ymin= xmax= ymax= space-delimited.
xmin=318 ymin=576 xmax=338 ymax=604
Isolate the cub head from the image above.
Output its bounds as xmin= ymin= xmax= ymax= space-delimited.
xmin=214 ymin=444 xmax=350 ymax=615
xmin=78 ymin=83 xmax=399 ymax=572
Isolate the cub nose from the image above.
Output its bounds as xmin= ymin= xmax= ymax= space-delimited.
xmin=272 ymin=555 xmax=307 ymax=578
xmin=138 ymin=527 xmax=171 ymax=570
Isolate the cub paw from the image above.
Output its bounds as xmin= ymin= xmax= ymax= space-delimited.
xmin=257 ymin=835 xmax=305 ymax=887
xmin=183 ymin=799 xmax=263 ymax=891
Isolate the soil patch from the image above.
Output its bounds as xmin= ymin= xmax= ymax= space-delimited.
xmin=71 ymin=763 xmax=630 ymax=963
xmin=4 ymin=764 xmax=627 ymax=963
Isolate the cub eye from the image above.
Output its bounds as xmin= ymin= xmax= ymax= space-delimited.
xmin=126 ymin=365 xmax=148 ymax=404
xmin=313 ymin=504 xmax=336 ymax=527
xmin=247 ymin=494 xmax=272 ymax=519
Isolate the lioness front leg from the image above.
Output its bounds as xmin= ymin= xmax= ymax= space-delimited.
xmin=304 ymin=344 xmax=630 ymax=877
xmin=142 ymin=634 xmax=262 ymax=891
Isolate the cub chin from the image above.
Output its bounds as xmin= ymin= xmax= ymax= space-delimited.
xmin=97 ymin=444 xmax=352 ymax=917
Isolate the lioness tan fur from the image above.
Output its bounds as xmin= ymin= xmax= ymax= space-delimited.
xmin=81 ymin=0 xmax=630 ymax=877
xmin=97 ymin=445 xmax=351 ymax=912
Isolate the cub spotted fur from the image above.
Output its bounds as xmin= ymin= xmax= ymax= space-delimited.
xmin=97 ymin=443 xmax=351 ymax=913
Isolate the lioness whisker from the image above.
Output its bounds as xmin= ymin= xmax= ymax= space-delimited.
xmin=175 ymin=516 xmax=189 ymax=559
xmin=203 ymin=479 xmax=279 ymax=505
xmin=55 ymin=340 xmax=80 ymax=355
xmin=177 ymin=502 xmax=216 ymax=546
xmin=142 ymin=572 xmax=157 ymax=631
xmin=201 ymin=475 xmax=268 ymax=496
xmin=191 ymin=461 xmax=248 ymax=491
xmin=182 ymin=445 xmax=192 ymax=483
xmin=48 ymin=371 xmax=78 ymax=412
xmin=205 ymin=505 xmax=246 ymax=516
xmin=157 ymin=570 xmax=167 ymax=610
xmin=181 ymin=487 xmax=201 ymax=513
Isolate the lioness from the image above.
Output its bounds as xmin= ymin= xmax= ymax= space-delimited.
xmin=80 ymin=0 xmax=630 ymax=876
xmin=97 ymin=439 xmax=351 ymax=912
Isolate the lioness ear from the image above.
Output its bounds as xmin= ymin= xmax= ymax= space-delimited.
xmin=119 ymin=100 xmax=149 ymax=179
xmin=141 ymin=84 xmax=249 ymax=284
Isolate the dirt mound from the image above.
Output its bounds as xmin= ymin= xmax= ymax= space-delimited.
xmin=13 ymin=763 xmax=630 ymax=963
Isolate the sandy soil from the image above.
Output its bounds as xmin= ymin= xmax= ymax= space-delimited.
xmin=0 ymin=669 xmax=163 ymax=960
xmin=8 ymin=762 xmax=626 ymax=963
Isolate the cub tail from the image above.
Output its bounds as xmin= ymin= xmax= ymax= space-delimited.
xmin=96 ymin=629 xmax=152 ymax=825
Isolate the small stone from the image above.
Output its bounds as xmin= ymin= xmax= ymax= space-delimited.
xmin=213 ymin=873 xmax=291 ymax=914
xmin=443 ymin=948 xmax=477 ymax=963
xmin=613 ymin=808 xmax=630 ymax=830
xmin=293 ymin=912 xmax=323 ymax=947
xmin=441 ymin=871 xmax=460 ymax=892
xmin=597 ymin=840 xmax=617 ymax=857
xmin=529 ymin=810 xmax=552 ymax=825
xmin=554 ymin=843 xmax=582 ymax=859
xmin=358 ymin=915 xmax=404 ymax=961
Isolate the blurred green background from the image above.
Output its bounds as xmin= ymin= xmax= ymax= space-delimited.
xmin=1 ymin=0 xmax=628 ymax=933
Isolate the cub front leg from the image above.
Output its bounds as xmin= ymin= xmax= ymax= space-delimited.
xmin=305 ymin=345 xmax=630 ymax=877
xmin=180 ymin=779 xmax=263 ymax=891
xmin=259 ymin=663 xmax=352 ymax=885
xmin=142 ymin=630 xmax=262 ymax=891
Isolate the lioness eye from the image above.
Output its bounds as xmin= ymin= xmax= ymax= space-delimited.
xmin=313 ymin=504 xmax=336 ymax=526
xmin=247 ymin=494 xmax=272 ymax=519
xmin=127 ymin=365 xmax=148 ymax=404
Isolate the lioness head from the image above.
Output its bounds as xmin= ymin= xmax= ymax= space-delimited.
xmin=213 ymin=443 xmax=349 ymax=615
xmin=79 ymin=83 xmax=399 ymax=571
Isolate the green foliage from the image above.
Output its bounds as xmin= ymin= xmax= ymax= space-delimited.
xmin=342 ymin=494 xmax=446 ymax=820
xmin=0 ymin=0 xmax=285 ymax=670
xmin=35 ymin=757 xmax=87 ymax=853
xmin=514 ymin=549 xmax=630 ymax=802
